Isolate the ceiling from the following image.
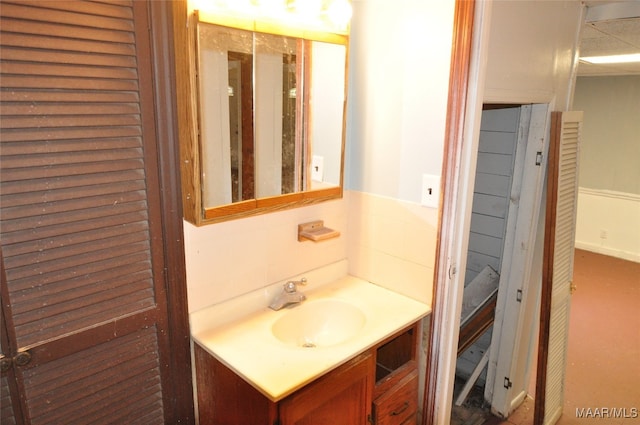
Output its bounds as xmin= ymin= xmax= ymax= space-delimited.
xmin=578 ymin=1 xmax=640 ymax=76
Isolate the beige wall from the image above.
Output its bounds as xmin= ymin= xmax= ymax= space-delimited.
xmin=573 ymin=75 xmax=640 ymax=194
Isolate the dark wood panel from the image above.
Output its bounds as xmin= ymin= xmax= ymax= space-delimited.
xmin=0 ymin=0 xmax=194 ymax=421
xmin=194 ymin=342 xmax=277 ymax=424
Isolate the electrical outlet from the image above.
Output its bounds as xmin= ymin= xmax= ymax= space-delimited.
xmin=311 ymin=155 xmax=324 ymax=182
xmin=421 ymin=174 xmax=440 ymax=208
xmin=600 ymin=229 xmax=608 ymax=239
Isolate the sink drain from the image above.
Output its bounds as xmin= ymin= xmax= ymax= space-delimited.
xmin=302 ymin=342 xmax=316 ymax=348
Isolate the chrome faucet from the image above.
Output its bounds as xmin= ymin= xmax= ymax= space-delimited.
xmin=269 ymin=278 xmax=307 ymax=310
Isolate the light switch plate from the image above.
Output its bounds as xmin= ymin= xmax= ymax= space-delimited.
xmin=311 ymin=155 xmax=324 ymax=181
xmin=421 ymin=174 xmax=440 ymax=208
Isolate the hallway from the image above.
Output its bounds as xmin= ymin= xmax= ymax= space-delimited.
xmin=499 ymin=249 xmax=640 ymax=425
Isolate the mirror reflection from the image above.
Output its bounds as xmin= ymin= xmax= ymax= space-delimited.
xmin=196 ymin=22 xmax=347 ymax=210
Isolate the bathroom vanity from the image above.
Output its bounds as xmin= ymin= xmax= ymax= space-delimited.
xmin=191 ymin=272 xmax=430 ymax=424
xmin=194 ymin=322 xmax=419 ymax=424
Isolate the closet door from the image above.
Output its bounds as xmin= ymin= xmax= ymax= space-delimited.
xmin=0 ymin=1 xmax=192 ymax=423
xmin=534 ymin=111 xmax=582 ymax=425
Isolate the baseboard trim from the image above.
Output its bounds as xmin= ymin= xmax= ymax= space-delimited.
xmin=575 ymin=242 xmax=640 ymax=264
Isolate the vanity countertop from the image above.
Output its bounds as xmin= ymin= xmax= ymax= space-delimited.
xmin=191 ymin=275 xmax=431 ymax=402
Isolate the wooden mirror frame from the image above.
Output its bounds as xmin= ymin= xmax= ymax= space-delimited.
xmin=172 ymin=0 xmax=349 ymax=226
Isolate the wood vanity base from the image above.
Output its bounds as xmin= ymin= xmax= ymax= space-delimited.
xmin=194 ymin=322 xmax=420 ymax=424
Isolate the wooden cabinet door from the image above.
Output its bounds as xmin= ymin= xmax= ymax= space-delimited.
xmin=0 ymin=1 xmax=192 ymax=423
xmin=279 ymin=352 xmax=375 ymax=425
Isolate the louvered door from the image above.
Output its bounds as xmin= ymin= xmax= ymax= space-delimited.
xmin=535 ymin=111 xmax=582 ymax=425
xmin=0 ymin=1 xmax=192 ymax=423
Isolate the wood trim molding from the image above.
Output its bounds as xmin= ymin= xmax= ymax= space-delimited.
xmin=148 ymin=1 xmax=195 ymax=422
xmin=534 ymin=111 xmax=561 ymax=425
xmin=422 ymin=1 xmax=476 ymax=424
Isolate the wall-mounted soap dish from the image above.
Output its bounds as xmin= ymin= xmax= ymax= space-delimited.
xmin=298 ymin=220 xmax=340 ymax=242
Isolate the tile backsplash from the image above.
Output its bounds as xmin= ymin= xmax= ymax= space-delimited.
xmin=347 ymin=191 xmax=437 ymax=305
xmin=183 ymin=196 xmax=348 ymax=313
xmin=184 ymin=190 xmax=438 ymax=313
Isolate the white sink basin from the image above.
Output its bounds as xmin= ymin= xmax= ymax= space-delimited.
xmin=271 ymin=299 xmax=366 ymax=348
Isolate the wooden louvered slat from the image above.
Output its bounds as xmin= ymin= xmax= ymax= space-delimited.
xmin=14 ymin=268 xmax=152 ymax=316
xmin=0 ymin=200 xmax=147 ymax=234
xmin=0 ymin=17 xmax=135 ymax=43
xmin=9 ymin=283 xmax=154 ymax=344
xmin=1 ymin=147 xmax=142 ymax=169
xmin=16 ymin=293 xmax=156 ymax=349
xmin=21 ymin=327 xmax=164 ymax=425
xmin=5 ymin=220 xmax=149 ymax=262
xmin=0 ymin=137 xmax=142 ymax=156
xmin=0 ymin=160 xmax=144 ymax=185
xmin=5 ymin=235 xmax=150 ymax=279
xmin=0 ymin=75 xmax=138 ymax=91
xmin=1 ymin=102 xmax=140 ymax=116
xmin=5 ymin=0 xmax=135 ymax=20
xmin=0 ymin=47 xmax=137 ymax=68
xmin=0 ymin=62 xmax=138 ymax=80
xmin=0 ymin=33 xmax=135 ymax=56
xmin=0 ymin=90 xmax=139 ymax=103
xmin=1 ymin=374 xmax=18 ymax=425
xmin=9 ymin=251 xmax=151 ymax=294
xmin=0 ymin=127 xmax=141 ymax=143
xmin=3 ymin=208 xmax=148 ymax=246
xmin=0 ymin=2 xmax=134 ymax=31
xmin=13 ymin=279 xmax=153 ymax=329
xmin=1 ymin=190 xmax=147 ymax=223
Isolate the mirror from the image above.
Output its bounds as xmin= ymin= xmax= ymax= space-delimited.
xmin=189 ymin=15 xmax=348 ymax=224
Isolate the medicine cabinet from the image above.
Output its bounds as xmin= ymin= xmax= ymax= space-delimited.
xmin=173 ymin=3 xmax=350 ymax=225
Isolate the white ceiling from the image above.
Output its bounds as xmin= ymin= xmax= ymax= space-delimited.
xmin=578 ymin=1 xmax=640 ymax=76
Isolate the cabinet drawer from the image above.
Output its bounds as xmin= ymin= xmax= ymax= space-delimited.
xmin=373 ymin=368 xmax=418 ymax=425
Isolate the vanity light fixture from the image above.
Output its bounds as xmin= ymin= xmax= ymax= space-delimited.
xmin=580 ymin=53 xmax=640 ymax=64
xmin=188 ymin=0 xmax=352 ymax=32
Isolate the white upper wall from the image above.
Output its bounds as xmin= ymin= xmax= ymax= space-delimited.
xmin=345 ymin=0 xmax=456 ymax=203
xmin=483 ymin=0 xmax=584 ymax=108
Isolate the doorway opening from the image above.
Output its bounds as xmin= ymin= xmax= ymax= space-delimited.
xmin=451 ymin=103 xmax=550 ymax=425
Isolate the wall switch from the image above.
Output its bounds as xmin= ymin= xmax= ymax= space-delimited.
xmin=311 ymin=155 xmax=324 ymax=182
xmin=421 ymin=174 xmax=440 ymax=208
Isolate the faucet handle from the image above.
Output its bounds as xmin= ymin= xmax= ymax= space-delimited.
xmin=284 ymin=277 xmax=307 ymax=292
